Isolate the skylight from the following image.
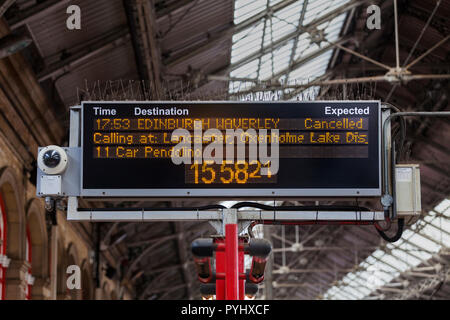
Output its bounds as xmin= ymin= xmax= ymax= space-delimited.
xmin=229 ymin=0 xmax=352 ymax=98
xmin=324 ymin=199 xmax=450 ymax=300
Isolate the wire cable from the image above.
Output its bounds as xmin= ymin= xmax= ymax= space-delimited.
xmin=230 ymin=201 xmax=369 ymax=212
xmin=375 ymin=218 xmax=404 ymax=242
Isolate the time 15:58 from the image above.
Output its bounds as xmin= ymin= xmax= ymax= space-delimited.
xmin=187 ymin=160 xmax=274 ymax=184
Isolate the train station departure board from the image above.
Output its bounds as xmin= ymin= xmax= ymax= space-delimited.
xmin=81 ymin=101 xmax=381 ymax=197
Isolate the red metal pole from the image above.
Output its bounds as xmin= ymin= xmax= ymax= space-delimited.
xmin=225 ymin=224 xmax=239 ymax=300
xmin=215 ymin=238 xmax=225 ymax=300
xmin=238 ymin=239 xmax=245 ymax=300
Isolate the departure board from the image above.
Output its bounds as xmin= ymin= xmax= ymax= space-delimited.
xmin=81 ymin=101 xmax=381 ymax=197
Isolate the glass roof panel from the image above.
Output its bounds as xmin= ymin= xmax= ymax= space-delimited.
xmin=232 ymin=59 xmax=260 ymax=78
xmin=232 ymin=23 xmax=265 ymax=64
xmin=420 ymin=223 xmax=450 ymax=247
xmin=396 ymin=241 xmax=433 ymax=261
xmin=270 ymin=0 xmax=285 ymax=5
xmin=324 ymin=199 xmax=449 ymax=300
xmin=230 ymin=0 xmax=351 ymax=97
xmin=342 ymin=287 xmax=364 ymax=299
xmin=434 ymin=199 xmax=450 ymax=213
xmin=234 ymin=0 xmax=267 ymax=24
xmin=389 ymin=248 xmax=422 ymax=267
xmin=405 ymin=232 xmax=440 ymax=253
xmin=428 ymin=216 xmax=450 ymax=235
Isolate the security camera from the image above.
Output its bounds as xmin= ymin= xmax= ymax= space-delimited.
xmin=37 ymin=145 xmax=68 ymax=175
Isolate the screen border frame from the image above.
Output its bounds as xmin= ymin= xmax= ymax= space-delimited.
xmin=80 ymin=100 xmax=382 ymax=198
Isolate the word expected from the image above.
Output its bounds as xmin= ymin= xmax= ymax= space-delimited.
xmin=186 ymin=160 xmax=276 ymax=184
xmin=324 ymin=106 xmax=370 ymax=116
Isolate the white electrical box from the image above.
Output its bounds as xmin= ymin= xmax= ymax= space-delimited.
xmin=395 ymin=164 xmax=421 ymax=217
xmin=40 ymin=175 xmax=62 ymax=196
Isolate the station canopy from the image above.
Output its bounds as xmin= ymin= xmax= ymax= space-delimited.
xmin=229 ymin=0 xmax=351 ymax=96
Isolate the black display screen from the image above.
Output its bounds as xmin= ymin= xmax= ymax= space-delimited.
xmin=81 ymin=101 xmax=381 ymax=197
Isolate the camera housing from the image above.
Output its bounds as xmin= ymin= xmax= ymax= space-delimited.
xmin=37 ymin=145 xmax=68 ymax=175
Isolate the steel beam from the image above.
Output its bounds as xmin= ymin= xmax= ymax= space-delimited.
xmin=274 ymin=268 xmax=358 ymax=274
xmin=37 ymin=27 xmax=130 ymax=82
xmin=143 ymin=262 xmax=194 ymax=275
xmin=277 ymin=226 xmax=344 ymax=294
xmin=126 ymin=233 xmax=180 ymax=248
xmin=264 ymin=225 xmax=274 ymax=300
xmin=234 ymin=0 xmax=299 ymax=34
xmin=284 ymin=0 xmax=308 ymax=79
xmin=0 ymin=0 xmax=16 ymax=17
xmin=138 ymin=268 xmax=182 ymax=299
xmin=174 ymin=221 xmax=195 ymax=300
xmin=67 ymin=206 xmax=385 ymax=222
xmin=164 ymin=27 xmax=233 ymax=68
xmin=125 ymin=237 xmax=171 ymax=280
xmin=226 ymin=0 xmax=371 ymax=73
xmin=398 ymin=272 xmax=449 ymax=299
xmin=155 ymin=0 xmax=193 ymax=18
xmin=163 ymin=0 xmax=298 ymax=67
xmin=9 ymin=0 xmax=70 ymax=30
xmin=147 ymin=283 xmax=187 ymax=296
xmin=280 ymin=36 xmax=351 ymax=76
xmin=135 ymin=0 xmax=162 ymax=97
xmin=233 ymin=37 xmax=350 ymax=96
xmin=272 ymin=245 xmax=378 ymax=252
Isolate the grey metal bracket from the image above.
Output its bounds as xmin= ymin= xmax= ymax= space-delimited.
xmin=67 ymin=196 xmax=384 ymax=234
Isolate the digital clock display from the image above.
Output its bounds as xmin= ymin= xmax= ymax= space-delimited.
xmin=81 ymin=101 xmax=381 ymax=198
xmin=185 ymin=160 xmax=276 ymax=184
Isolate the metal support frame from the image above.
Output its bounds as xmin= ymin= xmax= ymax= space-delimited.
xmin=0 ymin=0 xmax=15 ymax=17
xmin=9 ymin=0 xmax=71 ymax=29
xmin=239 ymin=244 xmax=245 ymax=300
xmin=59 ymin=104 xmax=397 ymax=301
xmin=38 ymin=27 xmax=130 ymax=82
xmin=135 ymin=0 xmax=162 ymax=97
xmin=49 ymin=224 xmax=58 ymax=300
xmin=227 ymin=0 xmax=371 ymax=73
xmin=56 ymin=104 xmax=391 ymax=302
xmin=215 ymin=237 xmax=225 ymax=300
xmin=67 ymin=202 xmax=385 ymax=222
xmin=198 ymin=209 xmax=273 ymax=300
xmin=228 ymin=37 xmax=351 ymax=97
